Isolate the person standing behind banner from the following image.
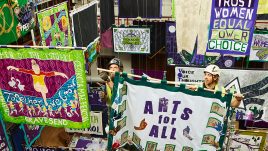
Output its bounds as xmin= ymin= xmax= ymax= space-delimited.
xmin=188 ymin=64 xmax=243 ymax=108
xmin=99 ymin=58 xmax=123 ymax=105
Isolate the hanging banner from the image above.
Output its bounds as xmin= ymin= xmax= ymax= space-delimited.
xmin=0 ymin=48 xmax=90 ymax=128
xmin=37 ymin=2 xmax=72 ymax=46
xmin=0 ymin=115 xmax=12 ymax=151
xmin=113 ymin=27 xmax=150 ymax=54
xmin=86 ymin=39 xmax=100 ymax=64
xmin=0 ymin=0 xmax=35 ymax=44
xmin=249 ymin=33 xmax=268 ymax=61
xmin=257 ymin=0 xmax=268 ymax=14
xmin=109 ymin=73 xmax=232 ymax=150
xmin=166 ymin=22 xmax=236 ymax=67
xmin=20 ymin=124 xmax=44 ymax=148
xmin=175 ymin=67 xmax=268 ymax=121
xmin=206 ymin=0 xmax=259 ymax=55
xmin=70 ymin=1 xmax=98 ymax=47
xmin=66 ymin=111 xmax=104 ymax=135
xmin=228 ymin=130 xmax=267 ymax=150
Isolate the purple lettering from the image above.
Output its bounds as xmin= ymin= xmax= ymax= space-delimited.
xmin=172 ymin=101 xmax=181 ymax=114
xmin=149 ymin=125 xmax=159 ymax=138
xmin=144 ymin=101 xmax=153 ymax=114
xmin=158 ymin=97 xmax=168 ymax=112
xmin=170 ymin=128 xmax=176 ymax=140
xmin=161 ymin=126 xmax=167 ymax=138
xmin=181 ymin=108 xmax=193 ymax=120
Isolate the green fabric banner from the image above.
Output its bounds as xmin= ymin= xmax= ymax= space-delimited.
xmin=37 ymin=2 xmax=72 ymax=46
xmin=0 ymin=0 xmax=35 ymax=44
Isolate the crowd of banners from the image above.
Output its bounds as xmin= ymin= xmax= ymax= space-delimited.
xmin=0 ymin=115 xmax=11 ymax=151
xmin=175 ymin=67 xmax=268 ymax=122
xmin=109 ymin=73 xmax=232 ymax=150
xmin=20 ymin=124 xmax=44 ymax=148
xmin=207 ymin=0 xmax=259 ymax=55
xmin=66 ymin=111 xmax=104 ymax=136
xmin=249 ymin=32 xmax=268 ymax=61
xmin=70 ymin=1 xmax=98 ymax=47
xmin=0 ymin=48 xmax=89 ymax=128
xmin=0 ymin=0 xmax=35 ymax=44
xmin=37 ymin=2 xmax=72 ymax=46
xmin=113 ymin=27 xmax=151 ymax=54
xmin=166 ymin=22 xmax=236 ymax=67
xmin=228 ymin=130 xmax=267 ymax=150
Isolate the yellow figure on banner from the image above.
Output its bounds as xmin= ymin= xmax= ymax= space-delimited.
xmin=7 ymin=60 xmax=68 ymax=106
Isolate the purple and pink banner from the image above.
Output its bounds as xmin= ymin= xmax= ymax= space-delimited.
xmin=206 ymin=0 xmax=259 ymax=55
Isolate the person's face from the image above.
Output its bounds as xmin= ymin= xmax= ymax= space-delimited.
xmin=204 ymin=72 xmax=217 ymax=86
xmin=32 ymin=64 xmax=40 ymax=74
xmin=109 ymin=64 xmax=120 ymax=78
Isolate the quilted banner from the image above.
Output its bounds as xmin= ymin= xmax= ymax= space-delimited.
xmin=37 ymin=2 xmax=72 ymax=46
xmin=175 ymin=67 xmax=268 ymax=122
xmin=249 ymin=32 xmax=268 ymax=61
xmin=0 ymin=0 xmax=35 ymax=44
xmin=206 ymin=0 xmax=259 ymax=55
xmin=109 ymin=73 xmax=232 ymax=150
xmin=0 ymin=48 xmax=90 ymax=128
xmin=113 ymin=27 xmax=150 ymax=54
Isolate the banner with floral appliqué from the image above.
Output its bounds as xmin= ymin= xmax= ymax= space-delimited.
xmin=37 ymin=2 xmax=72 ymax=46
xmin=0 ymin=48 xmax=90 ymax=128
xmin=108 ymin=73 xmax=232 ymax=150
xmin=113 ymin=27 xmax=150 ymax=54
xmin=0 ymin=0 xmax=35 ymax=44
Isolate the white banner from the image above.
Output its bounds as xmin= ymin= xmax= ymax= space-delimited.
xmin=249 ymin=33 xmax=268 ymax=62
xmin=113 ymin=27 xmax=150 ymax=53
xmin=66 ymin=111 xmax=103 ymax=135
xmin=110 ymin=75 xmax=232 ymax=150
xmin=175 ymin=67 xmax=268 ymax=121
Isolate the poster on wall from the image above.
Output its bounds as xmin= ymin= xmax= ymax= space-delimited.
xmin=113 ymin=27 xmax=150 ymax=54
xmin=109 ymin=73 xmax=232 ymax=150
xmin=249 ymin=33 xmax=268 ymax=61
xmin=70 ymin=1 xmax=98 ymax=47
xmin=228 ymin=130 xmax=267 ymax=150
xmin=206 ymin=0 xmax=259 ymax=55
xmin=37 ymin=2 xmax=72 ymax=46
xmin=175 ymin=67 xmax=268 ymax=121
xmin=66 ymin=111 xmax=104 ymax=135
xmin=0 ymin=0 xmax=35 ymax=44
xmin=0 ymin=48 xmax=90 ymax=128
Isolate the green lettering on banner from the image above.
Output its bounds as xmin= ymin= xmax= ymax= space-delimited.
xmin=122 ymin=37 xmax=141 ymax=45
xmin=208 ymin=40 xmax=247 ymax=53
xmin=211 ymin=29 xmax=249 ymax=43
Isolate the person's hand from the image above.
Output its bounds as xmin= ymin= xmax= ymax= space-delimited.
xmin=7 ymin=66 xmax=18 ymax=71
xmin=57 ymin=72 xmax=68 ymax=79
xmin=107 ymin=81 xmax=114 ymax=89
xmin=231 ymin=93 xmax=244 ymax=108
xmin=233 ymin=93 xmax=244 ymax=101
xmin=187 ymin=85 xmax=198 ymax=91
